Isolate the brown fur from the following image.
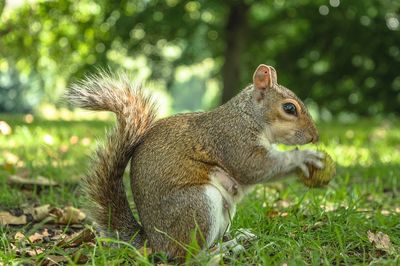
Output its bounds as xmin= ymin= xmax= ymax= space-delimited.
xmin=66 ymin=65 xmax=320 ymax=259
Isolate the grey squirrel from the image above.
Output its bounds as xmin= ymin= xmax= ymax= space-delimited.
xmin=66 ymin=64 xmax=324 ymax=258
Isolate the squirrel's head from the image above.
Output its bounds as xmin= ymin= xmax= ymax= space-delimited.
xmin=252 ymin=64 xmax=319 ymax=145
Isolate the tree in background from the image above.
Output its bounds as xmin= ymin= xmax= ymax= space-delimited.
xmin=0 ymin=0 xmax=399 ymax=115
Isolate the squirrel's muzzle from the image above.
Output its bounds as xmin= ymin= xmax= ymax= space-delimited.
xmin=311 ymin=133 xmax=319 ymax=143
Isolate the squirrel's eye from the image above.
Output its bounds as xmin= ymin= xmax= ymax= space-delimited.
xmin=282 ymin=102 xmax=297 ymax=116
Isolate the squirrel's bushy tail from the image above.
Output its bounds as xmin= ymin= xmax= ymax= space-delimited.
xmin=65 ymin=71 xmax=157 ymax=245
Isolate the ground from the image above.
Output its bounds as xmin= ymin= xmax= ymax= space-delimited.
xmin=0 ymin=115 xmax=399 ymax=265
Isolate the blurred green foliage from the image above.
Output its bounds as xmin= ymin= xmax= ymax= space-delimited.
xmin=0 ymin=0 xmax=400 ymax=115
xmin=0 ymin=0 xmax=4 ymax=16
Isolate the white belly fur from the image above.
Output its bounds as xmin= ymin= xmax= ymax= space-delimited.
xmin=203 ymin=168 xmax=255 ymax=247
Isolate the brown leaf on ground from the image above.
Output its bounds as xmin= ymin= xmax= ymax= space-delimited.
xmin=0 ymin=211 xmax=27 ymax=225
xmin=50 ymin=206 xmax=86 ymax=225
xmin=28 ymin=229 xmax=50 ymax=243
xmin=16 ymin=247 xmax=45 ymax=257
xmin=21 ymin=204 xmax=52 ymax=222
xmin=10 ymin=242 xmax=17 ymax=250
xmin=367 ymin=230 xmax=396 ymax=255
xmin=2 ymin=205 xmax=85 ymax=226
xmin=57 ymin=228 xmax=95 ymax=248
xmin=8 ymin=175 xmax=58 ymax=188
xmin=31 ymin=204 xmax=52 ymax=221
xmin=1 ymin=204 xmax=67 ymax=226
xmin=49 ymin=229 xmax=68 ymax=242
xmin=49 ymin=207 xmax=63 ymax=219
xmin=14 ymin=232 xmax=26 ymax=241
xmin=62 ymin=206 xmax=86 ymax=224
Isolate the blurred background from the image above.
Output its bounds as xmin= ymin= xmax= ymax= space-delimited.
xmin=0 ymin=0 xmax=400 ymax=119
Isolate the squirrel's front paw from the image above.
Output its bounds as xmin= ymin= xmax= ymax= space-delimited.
xmin=293 ymin=150 xmax=324 ymax=178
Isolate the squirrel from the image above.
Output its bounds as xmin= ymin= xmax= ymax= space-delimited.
xmin=66 ymin=64 xmax=324 ymax=259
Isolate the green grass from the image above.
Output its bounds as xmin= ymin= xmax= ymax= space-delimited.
xmin=0 ymin=114 xmax=399 ymax=265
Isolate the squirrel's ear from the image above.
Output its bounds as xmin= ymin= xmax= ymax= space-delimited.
xmin=252 ymin=64 xmax=278 ymax=91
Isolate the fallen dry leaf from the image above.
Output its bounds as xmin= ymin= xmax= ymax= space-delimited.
xmin=49 ymin=207 xmax=63 ymax=219
xmin=2 ymin=205 xmax=55 ymax=226
xmin=62 ymin=206 xmax=86 ymax=224
xmin=1 ymin=205 xmax=86 ymax=226
xmin=26 ymin=248 xmax=45 ymax=257
xmin=14 ymin=232 xmax=25 ymax=241
xmin=8 ymin=175 xmax=58 ymax=188
xmin=16 ymin=247 xmax=45 ymax=257
xmin=50 ymin=206 xmax=86 ymax=225
xmin=22 ymin=204 xmax=52 ymax=222
xmin=367 ymin=230 xmax=396 ymax=255
xmin=28 ymin=229 xmax=50 ymax=243
xmin=49 ymin=230 xmax=67 ymax=242
xmin=28 ymin=232 xmax=43 ymax=243
xmin=10 ymin=242 xmax=17 ymax=250
xmin=31 ymin=204 xmax=52 ymax=221
xmin=57 ymin=228 xmax=95 ymax=248
xmin=0 ymin=211 xmax=27 ymax=225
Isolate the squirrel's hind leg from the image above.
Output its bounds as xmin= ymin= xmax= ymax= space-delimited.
xmin=147 ymin=186 xmax=227 ymax=259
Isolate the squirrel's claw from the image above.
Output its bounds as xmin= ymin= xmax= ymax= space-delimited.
xmin=299 ymin=163 xmax=310 ymax=178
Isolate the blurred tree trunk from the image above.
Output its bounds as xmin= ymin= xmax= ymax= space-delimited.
xmin=221 ymin=1 xmax=250 ymax=103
